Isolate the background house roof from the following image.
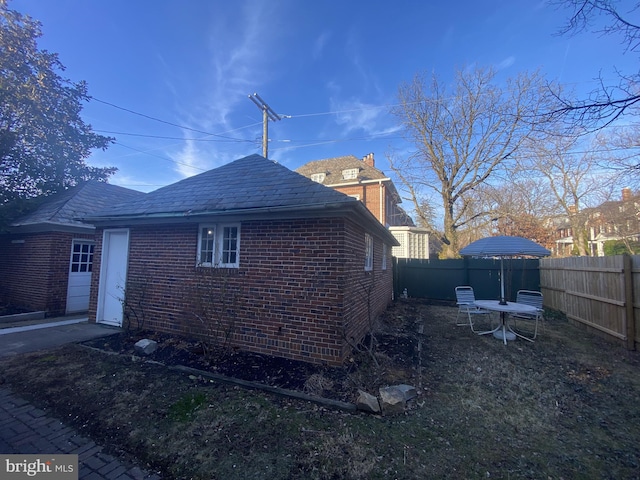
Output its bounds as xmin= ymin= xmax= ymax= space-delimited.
xmin=10 ymin=181 xmax=145 ymax=232
xmin=296 ymin=154 xmax=390 ymax=186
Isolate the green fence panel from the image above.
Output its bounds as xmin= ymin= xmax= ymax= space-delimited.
xmin=393 ymin=257 xmax=541 ymax=302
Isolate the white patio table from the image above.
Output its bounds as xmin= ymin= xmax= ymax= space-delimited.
xmin=473 ymin=300 xmax=538 ymax=345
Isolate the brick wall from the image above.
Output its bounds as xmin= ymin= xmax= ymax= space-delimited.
xmin=334 ymin=184 xmax=386 ymax=225
xmin=90 ymin=216 xmax=393 ymax=365
xmin=0 ymin=231 xmax=94 ymax=316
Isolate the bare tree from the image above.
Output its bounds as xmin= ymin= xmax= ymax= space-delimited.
xmin=549 ymin=0 xmax=640 ymax=127
xmin=595 ymin=125 xmax=640 ymax=188
xmin=484 ymin=179 xmax=558 ymax=249
xmin=524 ymin=133 xmax=608 ymax=255
xmin=390 ymin=67 xmax=554 ymax=258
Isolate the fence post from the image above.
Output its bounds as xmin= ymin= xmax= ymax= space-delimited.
xmin=624 ymin=254 xmax=636 ymax=351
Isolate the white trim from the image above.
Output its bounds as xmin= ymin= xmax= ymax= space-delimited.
xmin=311 ymin=172 xmax=326 ymax=183
xmin=364 ymin=233 xmax=373 ymax=271
xmin=96 ymin=228 xmax=130 ymax=326
xmin=382 ymin=243 xmax=388 ymax=270
xmin=342 ymin=168 xmax=359 ymax=180
xmin=197 ymin=223 xmax=241 ymax=268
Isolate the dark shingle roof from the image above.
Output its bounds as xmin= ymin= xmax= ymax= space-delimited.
xmin=12 ymin=181 xmax=145 ymax=229
xmin=88 ymin=154 xmax=359 ymax=219
xmin=295 ymin=155 xmax=388 ymax=186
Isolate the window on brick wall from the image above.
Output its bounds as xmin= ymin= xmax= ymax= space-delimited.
xmin=197 ymin=224 xmax=240 ymax=267
xmin=364 ymin=233 xmax=373 ymax=271
xmin=382 ymin=243 xmax=387 ymax=270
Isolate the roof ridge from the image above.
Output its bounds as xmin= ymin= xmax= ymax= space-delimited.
xmin=43 ymin=183 xmax=87 ymax=222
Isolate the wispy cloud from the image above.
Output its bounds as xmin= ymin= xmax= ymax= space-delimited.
xmin=496 ymin=55 xmax=516 ymax=70
xmin=313 ymin=31 xmax=332 ymax=59
xmin=171 ymin=0 xmax=284 ymax=177
xmin=329 ymin=96 xmax=401 ymax=137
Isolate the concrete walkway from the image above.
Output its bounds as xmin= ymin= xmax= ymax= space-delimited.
xmin=0 ymin=317 xmax=161 ymax=479
xmin=0 ymin=316 xmax=121 ymax=358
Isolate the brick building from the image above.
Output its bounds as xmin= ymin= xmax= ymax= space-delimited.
xmin=84 ymin=155 xmax=398 ymax=365
xmin=296 ymin=153 xmax=436 ymax=258
xmin=0 ymin=181 xmax=144 ymax=316
xmin=554 ymin=187 xmax=640 ymax=256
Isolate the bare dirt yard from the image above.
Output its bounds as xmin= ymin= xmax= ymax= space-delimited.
xmin=1 ymin=299 xmax=639 ymax=479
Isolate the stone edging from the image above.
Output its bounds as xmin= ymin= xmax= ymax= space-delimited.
xmin=78 ymin=343 xmax=357 ymax=412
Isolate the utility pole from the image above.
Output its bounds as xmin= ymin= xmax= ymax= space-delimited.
xmin=248 ymin=93 xmax=281 ymax=159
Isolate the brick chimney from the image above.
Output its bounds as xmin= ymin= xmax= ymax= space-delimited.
xmin=622 ymin=187 xmax=632 ymax=202
xmin=362 ymin=153 xmax=375 ymax=167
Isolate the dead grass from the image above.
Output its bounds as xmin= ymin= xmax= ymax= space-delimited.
xmin=1 ymin=299 xmax=640 ymax=479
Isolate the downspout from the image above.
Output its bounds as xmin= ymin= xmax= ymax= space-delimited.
xmin=379 ymin=180 xmax=384 ymax=226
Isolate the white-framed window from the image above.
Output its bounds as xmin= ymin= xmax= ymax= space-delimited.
xmin=342 ymin=168 xmax=359 ymax=180
xmin=70 ymin=240 xmax=95 ymax=273
xmin=382 ymin=243 xmax=387 ymax=270
xmin=364 ymin=233 xmax=373 ymax=271
xmin=311 ymin=172 xmax=326 ymax=183
xmin=197 ymin=223 xmax=240 ymax=268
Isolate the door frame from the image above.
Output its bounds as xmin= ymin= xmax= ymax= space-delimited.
xmin=96 ymin=228 xmax=130 ymax=326
xmin=65 ymin=238 xmax=95 ymax=314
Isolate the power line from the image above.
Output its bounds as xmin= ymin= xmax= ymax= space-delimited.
xmin=89 ymin=96 xmax=248 ymax=140
xmin=94 ymin=129 xmax=254 ymax=143
xmin=114 ymin=142 xmax=208 ymax=172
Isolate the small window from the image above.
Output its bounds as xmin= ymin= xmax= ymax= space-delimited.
xmin=70 ymin=241 xmax=94 ymax=273
xmin=364 ymin=233 xmax=373 ymax=271
xmin=342 ymin=168 xmax=359 ymax=180
xmin=311 ymin=173 xmax=326 ymax=183
xmin=197 ymin=224 xmax=240 ymax=268
xmin=382 ymin=244 xmax=387 ymax=270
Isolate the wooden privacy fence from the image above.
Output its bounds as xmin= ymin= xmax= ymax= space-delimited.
xmin=539 ymin=255 xmax=640 ymax=350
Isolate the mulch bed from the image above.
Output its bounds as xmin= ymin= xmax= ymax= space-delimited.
xmin=81 ymin=316 xmax=420 ymax=404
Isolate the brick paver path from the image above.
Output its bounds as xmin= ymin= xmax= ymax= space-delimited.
xmin=0 ymin=387 xmax=161 ymax=479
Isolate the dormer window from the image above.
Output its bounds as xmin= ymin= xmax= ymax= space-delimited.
xmin=342 ymin=168 xmax=359 ymax=180
xmin=311 ymin=173 xmax=326 ymax=183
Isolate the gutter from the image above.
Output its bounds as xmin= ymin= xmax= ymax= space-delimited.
xmin=82 ymin=201 xmax=358 ymax=223
xmin=324 ymin=177 xmax=391 ymax=188
xmin=83 ymin=200 xmax=400 ymax=247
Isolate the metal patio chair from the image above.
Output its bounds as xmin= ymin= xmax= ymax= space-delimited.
xmin=511 ymin=290 xmax=544 ymax=340
xmin=455 ymin=286 xmax=493 ymax=333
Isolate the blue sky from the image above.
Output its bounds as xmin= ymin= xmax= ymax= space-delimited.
xmin=10 ymin=0 xmax=635 ymax=194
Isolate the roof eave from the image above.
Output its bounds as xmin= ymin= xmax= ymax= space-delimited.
xmin=84 ymin=201 xmax=400 ymax=246
xmin=8 ymin=221 xmax=95 ymax=234
xmin=84 ymin=201 xmax=359 ymax=225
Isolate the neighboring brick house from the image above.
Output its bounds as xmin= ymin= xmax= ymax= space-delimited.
xmin=83 ymin=154 xmax=398 ymax=366
xmin=0 ymin=181 xmax=144 ymax=316
xmin=296 ymin=153 xmax=436 ymax=259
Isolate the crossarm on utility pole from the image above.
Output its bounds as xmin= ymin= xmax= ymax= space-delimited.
xmin=248 ymin=93 xmax=281 ymax=159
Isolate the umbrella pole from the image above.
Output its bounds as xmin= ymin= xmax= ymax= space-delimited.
xmin=499 ymin=258 xmax=507 ymax=305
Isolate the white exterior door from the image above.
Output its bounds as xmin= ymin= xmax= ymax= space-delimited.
xmin=66 ymin=240 xmax=95 ymax=313
xmin=97 ymin=229 xmax=130 ymax=326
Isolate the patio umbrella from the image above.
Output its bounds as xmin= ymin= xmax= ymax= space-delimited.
xmin=459 ymin=236 xmax=551 ymax=305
